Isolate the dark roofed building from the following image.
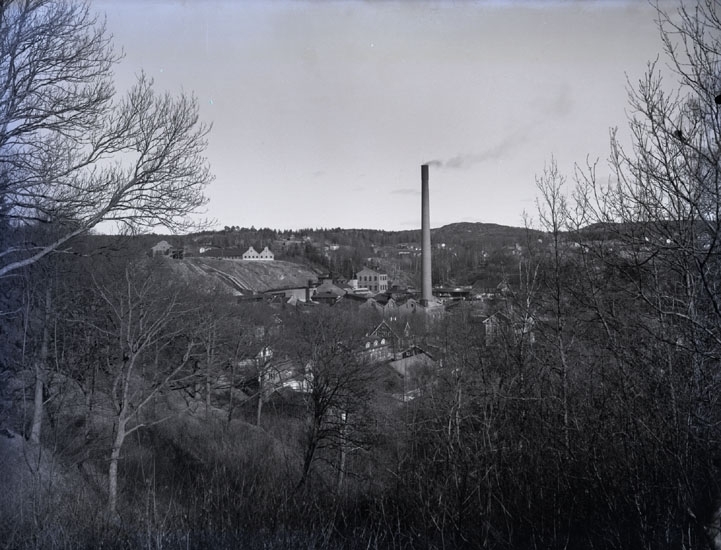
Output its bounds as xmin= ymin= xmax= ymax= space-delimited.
xmin=201 ymin=247 xmax=246 ymax=259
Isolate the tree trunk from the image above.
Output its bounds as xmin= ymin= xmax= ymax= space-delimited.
xmin=256 ymin=363 xmax=267 ymax=427
xmin=227 ymin=361 xmax=235 ymax=424
xmin=30 ymin=287 xmax=51 ymax=445
xmin=336 ymin=412 xmax=348 ymax=495
xmin=256 ymin=391 xmax=264 ymax=427
xmin=108 ymin=418 xmax=127 ymax=520
xmin=30 ymin=364 xmax=45 ymax=445
xmin=205 ymin=372 xmax=211 ymax=415
xmin=297 ymin=420 xmax=320 ymax=490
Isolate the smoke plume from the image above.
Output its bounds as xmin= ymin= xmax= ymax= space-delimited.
xmin=425 ymin=131 xmax=528 ymax=169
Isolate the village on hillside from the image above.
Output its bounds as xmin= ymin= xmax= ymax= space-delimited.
xmin=144 ymin=224 xmax=528 ymax=403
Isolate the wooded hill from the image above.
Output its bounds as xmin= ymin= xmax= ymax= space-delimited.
xmin=79 ymin=221 xmax=543 ymax=291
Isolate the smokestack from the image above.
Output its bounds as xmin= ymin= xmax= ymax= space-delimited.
xmin=421 ymin=164 xmax=432 ymax=306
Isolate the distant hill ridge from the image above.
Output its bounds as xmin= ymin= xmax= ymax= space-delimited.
xmin=186 ymin=221 xmax=539 ymax=247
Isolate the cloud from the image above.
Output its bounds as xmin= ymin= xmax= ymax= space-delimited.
xmin=424 ymin=85 xmax=572 ymax=170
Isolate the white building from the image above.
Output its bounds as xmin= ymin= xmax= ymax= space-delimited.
xmin=357 ymin=267 xmax=388 ymax=293
xmin=242 ymin=246 xmax=274 ymax=260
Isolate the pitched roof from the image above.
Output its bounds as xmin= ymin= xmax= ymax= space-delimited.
xmin=357 ymin=266 xmax=386 ymax=276
xmin=152 ymin=240 xmax=172 ymax=250
xmin=369 ymin=320 xmax=399 ymax=341
xmin=314 ymin=279 xmax=346 ymax=297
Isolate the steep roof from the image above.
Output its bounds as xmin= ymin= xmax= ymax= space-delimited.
xmin=152 ymin=240 xmax=172 ymax=251
xmin=369 ymin=320 xmax=399 ymax=341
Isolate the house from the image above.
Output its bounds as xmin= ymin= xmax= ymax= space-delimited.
xmin=312 ymin=277 xmax=346 ymax=305
xmin=242 ymin=246 xmax=274 ymax=260
xmin=397 ymin=298 xmax=420 ymax=315
xmin=360 ymin=294 xmax=399 ymax=318
xmin=264 ymin=280 xmax=317 ymax=303
xmin=482 ymin=311 xmax=535 ymax=345
xmin=357 ymin=267 xmax=389 ymax=293
xmin=360 ymin=320 xmax=400 ymax=363
xmin=238 ymin=350 xmax=310 ymax=396
xmin=151 ymin=240 xmax=184 ymax=259
xmin=202 ymin=247 xmax=245 ymax=259
xmin=333 ymin=292 xmax=370 ymax=310
xmin=389 ymin=345 xmax=435 ymax=377
xmin=151 ymin=240 xmax=172 ymax=256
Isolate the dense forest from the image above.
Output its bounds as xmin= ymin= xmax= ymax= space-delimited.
xmin=2 ymin=1 xmax=721 ymax=549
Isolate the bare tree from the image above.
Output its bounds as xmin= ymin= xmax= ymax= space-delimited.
xmin=28 ymin=283 xmax=50 ymax=445
xmin=0 ymin=0 xmax=212 ymax=279
xmin=82 ymin=260 xmax=197 ymax=519
xmin=242 ymin=304 xmax=283 ymax=428
xmin=565 ymin=1 xmax=721 ymax=545
xmin=534 ymin=159 xmax=577 ymax=455
xmin=282 ymin=307 xmax=377 ymax=492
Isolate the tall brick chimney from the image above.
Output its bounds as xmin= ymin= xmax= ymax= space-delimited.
xmin=421 ymin=164 xmax=432 ymax=306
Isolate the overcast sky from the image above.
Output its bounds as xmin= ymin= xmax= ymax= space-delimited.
xmin=94 ymin=0 xmax=679 ymax=231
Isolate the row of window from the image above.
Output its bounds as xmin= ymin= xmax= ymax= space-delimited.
xmin=365 ymin=338 xmax=387 ymax=348
xmin=360 ymin=274 xmax=387 ymax=281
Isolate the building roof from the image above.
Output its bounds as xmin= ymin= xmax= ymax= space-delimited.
xmin=314 ymin=279 xmax=346 ymax=297
xmin=357 ymin=266 xmax=386 ymax=276
xmin=201 ymin=247 xmax=246 ymax=258
xmin=338 ymin=293 xmax=368 ymax=303
xmin=152 ymin=240 xmax=172 ymax=251
xmin=369 ymin=320 xmax=400 ymax=341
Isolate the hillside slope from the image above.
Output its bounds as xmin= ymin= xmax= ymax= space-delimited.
xmin=182 ymin=258 xmax=318 ymax=293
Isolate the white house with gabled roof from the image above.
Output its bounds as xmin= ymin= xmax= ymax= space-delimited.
xmin=242 ymin=246 xmax=274 ymax=260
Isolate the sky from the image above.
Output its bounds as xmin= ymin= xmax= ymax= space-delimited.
xmin=93 ymin=0 xmax=680 ymax=232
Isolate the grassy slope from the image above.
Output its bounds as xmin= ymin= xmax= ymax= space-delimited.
xmin=168 ymin=258 xmax=319 ymax=294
